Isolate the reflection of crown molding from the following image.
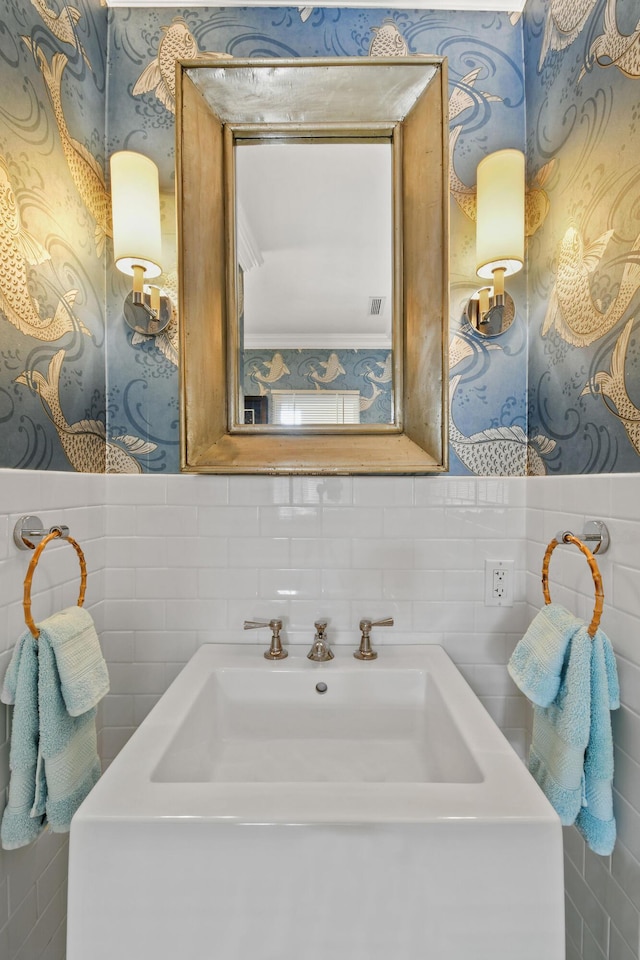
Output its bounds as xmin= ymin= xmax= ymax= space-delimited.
xmin=243 ymin=334 xmax=392 ymax=350
xmin=236 ymin=199 xmax=264 ymax=273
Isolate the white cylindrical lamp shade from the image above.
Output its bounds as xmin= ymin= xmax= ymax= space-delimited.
xmin=476 ymin=149 xmax=525 ymax=281
xmin=110 ymin=151 xmax=162 ymax=279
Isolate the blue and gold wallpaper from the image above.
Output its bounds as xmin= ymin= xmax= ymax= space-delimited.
xmin=2 ymin=0 xmax=583 ymax=476
xmin=0 ymin=0 xmax=108 ymax=470
xmin=525 ymin=0 xmax=640 ymax=473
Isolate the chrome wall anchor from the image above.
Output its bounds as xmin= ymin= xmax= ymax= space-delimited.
xmin=14 ymin=515 xmax=70 ymax=550
xmin=555 ymin=520 xmax=610 ymax=555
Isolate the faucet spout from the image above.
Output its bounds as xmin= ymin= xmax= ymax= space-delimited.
xmin=307 ymin=620 xmax=333 ymax=662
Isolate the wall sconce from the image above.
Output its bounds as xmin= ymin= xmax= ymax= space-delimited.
xmin=465 ymin=149 xmax=525 ymax=338
xmin=110 ymin=150 xmax=171 ymax=336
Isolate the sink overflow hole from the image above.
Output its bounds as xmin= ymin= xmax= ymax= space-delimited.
xmin=315 ymin=682 xmax=328 ymax=694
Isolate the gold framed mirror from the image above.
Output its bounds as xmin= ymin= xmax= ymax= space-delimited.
xmin=177 ymin=58 xmax=449 ymax=475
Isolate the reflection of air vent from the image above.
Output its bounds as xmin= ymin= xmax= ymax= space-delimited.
xmin=368 ymin=296 xmax=385 ymax=317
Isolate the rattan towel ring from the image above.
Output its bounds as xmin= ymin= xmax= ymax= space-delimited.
xmin=23 ymin=530 xmax=87 ymax=639
xmin=542 ymin=533 xmax=604 ymax=638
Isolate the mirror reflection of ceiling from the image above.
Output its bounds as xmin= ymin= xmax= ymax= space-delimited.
xmin=237 ymin=142 xmax=393 ymax=349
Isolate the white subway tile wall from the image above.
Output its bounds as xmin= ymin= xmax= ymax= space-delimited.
xmin=1 ymin=469 xmax=639 ymax=959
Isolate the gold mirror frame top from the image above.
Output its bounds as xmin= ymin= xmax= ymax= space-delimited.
xmin=177 ymin=57 xmax=449 ymax=475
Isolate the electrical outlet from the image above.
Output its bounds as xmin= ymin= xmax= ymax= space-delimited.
xmin=484 ymin=560 xmax=514 ymax=607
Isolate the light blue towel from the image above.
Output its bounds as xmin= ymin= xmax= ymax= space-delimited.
xmin=36 ymin=633 xmax=102 ymax=833
xmin=507 ymin=603 xmax=584 ymax=706
xmin=575 ymin=630 xmax=620 ymax=855
xmin=1 ymin=610 xmax=107 ymax=849
xmin=37 ymin=606 xmax=109 ymax=716
xmin=0 ymin=634 xmax=47 ymax=849
xmin=527 ymin=626 xmax=592 ymax=825
xmin=509 ymin=610 xmax=620 ymax=855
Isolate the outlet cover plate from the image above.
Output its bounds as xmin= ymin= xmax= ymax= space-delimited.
xmin=484 ymin=559 xmax=515 ymax=607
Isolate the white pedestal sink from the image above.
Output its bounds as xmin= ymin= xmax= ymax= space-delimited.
xmin=67 ymin=644 xmax=564 ymax=960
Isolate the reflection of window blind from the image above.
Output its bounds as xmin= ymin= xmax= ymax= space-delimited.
xmin=270 ymin=390 xmax=360 ymax=425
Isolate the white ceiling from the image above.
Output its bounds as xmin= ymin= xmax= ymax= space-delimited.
xmin=239 ymin=142 xmax=393 ymax=350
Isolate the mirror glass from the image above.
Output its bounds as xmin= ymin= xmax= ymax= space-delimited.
xmin=236 ymin=140 xmax=393 ymax=426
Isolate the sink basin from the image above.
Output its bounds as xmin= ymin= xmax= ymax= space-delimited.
xmin=152 ymin=663 xmax=482 ymax=784
xmin=68 ymin=644 xmax=564 ymax=960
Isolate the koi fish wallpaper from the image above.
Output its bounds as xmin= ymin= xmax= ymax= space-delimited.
xmin=0 ymin=0 xmax=637 ymax=475
xmin=242 ymin=350 xmax=393 ymax=424
xmin=524 ymin=0 xmax=640 ymax=474
xmin=0 ymin=0 xmax=108 ymax=470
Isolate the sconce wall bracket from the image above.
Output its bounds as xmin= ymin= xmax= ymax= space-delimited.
xmin=465 ymin=289 xmax=515 ymax=338
xmin=123 ymin=288 xmax=172 ymax=336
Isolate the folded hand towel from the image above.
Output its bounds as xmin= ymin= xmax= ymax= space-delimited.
xmin=508 ymin=603 xmax=584 ymax=706
xmin=527 ymin=625 xmax=593 ymax=825
xmin=575 ymin=630 xmax=620 ymax=855
xmin=1 ymin=609 xmax=108 ymax=848
xmin=36 ymin=633 xmax=102 ymax=833
xmin=37 ymin=607 xmax=109 ymax=716
xmin=510 ymin=605 xmax=621 ymax=856
xmin=0 ymin=633 xmax=46 ymax=849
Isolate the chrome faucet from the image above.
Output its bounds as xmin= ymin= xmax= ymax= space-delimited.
xmin=307 ymin=620 xmax=333 ymax=662
xmin=244 ymin=618 xmax=287 ymax=660
xmin=354 ymin=617 xmax=394 ymax=660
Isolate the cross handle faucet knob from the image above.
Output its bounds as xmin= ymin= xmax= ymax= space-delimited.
xmin=355 ymin=617 xmax=394 ymax=660
xmin=243 ymin=618 xmax=287 ymax=660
